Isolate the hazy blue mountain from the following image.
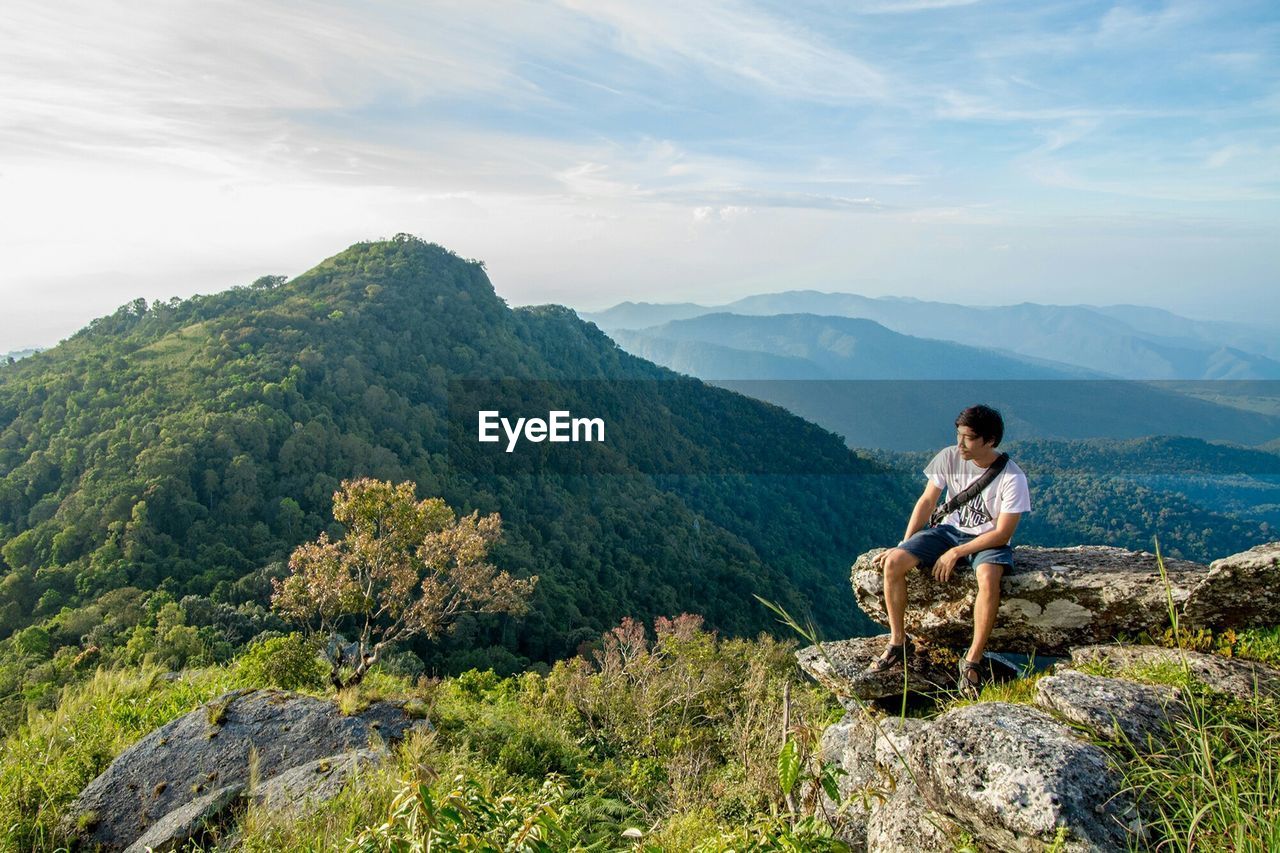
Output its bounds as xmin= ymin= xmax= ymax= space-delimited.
xmin=1087 ymin=304 xmax=1280 ymax=360
xmin=609 ymin=330 xmax=830 ymax=380
xmin=578 ymin=301 xmax=710 ymax=331
xmin=612 ymin=313 xmax=1091 ymax=380
xmin=582 ymin=292 xmax=1280 ymax=380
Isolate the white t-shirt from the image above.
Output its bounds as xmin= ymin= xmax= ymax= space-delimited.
xmin=924 ymin=446 xmax=1031 ymax=536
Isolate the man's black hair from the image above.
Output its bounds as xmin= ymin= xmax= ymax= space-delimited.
xmin=956 ymin=404 xmax=1004 ymax=447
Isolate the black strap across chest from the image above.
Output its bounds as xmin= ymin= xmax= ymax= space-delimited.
xmin=929 ymin=452 xmax=1009 ymax=527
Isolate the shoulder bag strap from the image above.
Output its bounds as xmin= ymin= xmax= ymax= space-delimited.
xmin=929 ymin=452 xmax=1009 ymax=527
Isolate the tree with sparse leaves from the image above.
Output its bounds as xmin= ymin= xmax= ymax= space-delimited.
xmin=271 ymin=478 xmax=537 ymax=688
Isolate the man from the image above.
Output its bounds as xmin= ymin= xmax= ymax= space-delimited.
xmin=866 ymin=404 xmax=1030 ymax=697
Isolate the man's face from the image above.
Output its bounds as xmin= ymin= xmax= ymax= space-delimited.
xmin=956 ymin=426 xmax=994 ymax=459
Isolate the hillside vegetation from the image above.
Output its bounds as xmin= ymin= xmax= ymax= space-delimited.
xmin=0 ymin=236 xmax=909 ymax=729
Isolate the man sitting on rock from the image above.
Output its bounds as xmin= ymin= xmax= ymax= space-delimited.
xmin=868 ymin=404 xmax=1031 ymax=697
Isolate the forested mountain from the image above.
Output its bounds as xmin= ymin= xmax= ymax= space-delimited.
xmin=0 ymin=236 xmax=911 ymax=704
xmin=583 ymin=292 xmax=1280 ymax=380
xmin=611 ymin=313 xmax=1090 ymax=380
xmin=881 ymin=436 xmax=1277 ymax=562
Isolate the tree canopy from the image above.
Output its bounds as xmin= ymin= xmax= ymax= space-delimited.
xmin=273 ymin=479 xmax=536 ymax=688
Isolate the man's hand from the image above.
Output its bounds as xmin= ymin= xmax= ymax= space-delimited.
xmin=932 ymin=548 xmax=964 ymax=582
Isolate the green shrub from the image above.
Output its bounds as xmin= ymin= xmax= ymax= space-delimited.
xmin=234 ymin=633 xmax=327 ymax=691
xmin=346 ymin=773 xmax=588 ymax=852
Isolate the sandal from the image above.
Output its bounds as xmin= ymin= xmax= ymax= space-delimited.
xmin=957 ymin=658 xmax=983 ymax=699
xmin=866 ymin=638 xmax=914 ymax=674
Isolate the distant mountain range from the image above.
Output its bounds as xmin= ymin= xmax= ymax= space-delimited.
xmin=582 ymin=292 xmax=1280 ymax=451
xmin=611 ymin=313 xmax=1096 ymax=380
xmin=583 ymin=292 xmax=1280 ymax=381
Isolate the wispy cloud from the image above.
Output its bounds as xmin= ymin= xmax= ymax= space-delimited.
xmin=555 ymin=0 xmax=888 ymax=102
xmin=0 ymin=0 xmax=1277 ymax=345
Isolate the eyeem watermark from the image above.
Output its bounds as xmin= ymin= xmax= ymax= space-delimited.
xmin=478 ymin=410 xmax=605 ymax=452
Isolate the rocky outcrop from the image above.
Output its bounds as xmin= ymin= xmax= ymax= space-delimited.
xmin=63 ymin=689 xmax=428 ymax=851
xmin=909 ymin=703 xmax=1141 ymax=852
xmin=122 ymin=784 xmax=244 ymax=853
xmin=804 ymin=540 xmax=1280 ymax=851
xmin=865 ymin=717 xmax=962 ymax=853
xmin=1035 ymin=671 xmax=1184 ymax=749
xmin=795 ymin=635 xmax=954 ymax=704
xmin=810 ymin=712 xmax=879 ymax=845
xmin=1183 ymin=542 xmax=1280 ymax=629
xmin=852 ymin=543 xmax=1280 ymax=655
xmin=1069 ymin=644 xmax=1280 ymax=702
xmin=252 ymin=749 xmax=384 ymax=815
xmin=852 ymin=545 xmax=1208 ymax=655
xmin=807 ymin=710 xmax=962 ymax=852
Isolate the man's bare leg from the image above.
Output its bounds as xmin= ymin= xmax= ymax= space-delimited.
xmin=882 ymin=548 xmax=920 ymax=646
xmin=965 ymin=563 xmax=1004 ymax=663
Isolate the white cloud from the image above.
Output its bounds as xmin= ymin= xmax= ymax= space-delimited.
xmin=554 ymin=0 xmax=888 ymax=102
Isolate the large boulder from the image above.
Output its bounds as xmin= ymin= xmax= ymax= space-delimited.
xmin=1183 ymin=542 xmax=1280 ymax=630
xmin=122 ymin=783 xmax=244 ymax=853
xmin=1069 ymin=644 xmax=1280 ymax=703
xmin=852 ymin=545 xmax=1208 ymax=655
xmin=811 ymin=711 xmax=961 ymax=851
xmin=865 ymin=717 xmax=962 ymax=853
xmin=909 ymin=702 xmax=1142 ymax=852
xmin=252 ymin=748 xmax=385 ymax=815
xmin=809 ymin=711 xmax=880 ymax=846
xmin=796 ymin=635 xmax=954 ymax=704
xmin=63 ymin=688 xmax=427 ymax=851
xmin=1035 ymin=671 xmax=1185 ymax=749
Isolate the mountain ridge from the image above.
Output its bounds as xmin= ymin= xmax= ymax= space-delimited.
xmin=581 ymin=291 xmax=1280 ymax=380
xmin=0 ymin=236 xmax=907 ymax=678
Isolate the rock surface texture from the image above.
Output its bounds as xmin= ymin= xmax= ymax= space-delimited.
xmin=1182 ymin=542 xmax=1280 ymax=630
xmin=122 ymin=784 xmax=244 ymax=853
xmin=64 ymin=689 xmax=426 ymax=851
xmin=865 ymin=717 xmax=962 ymax=853
xmin=804 ymin=541 xmax=1280 ymax=852
xmin=1070 ymin=644 xmax=1280 ymax=702
xmin=809 ymin=711 xmax=879 ymax=845
xmin=909 ymin=703 xmax=1141 ymax=853
xmin=796 ymin=635 xmax=954 ymax=703
xmin=1035 ymin=671 xmax=1184 ymax=749
xmin=852 ymin=545 xmax=1209 ymax=655
xmin=252 ymin=748 xmax=385 ymax=815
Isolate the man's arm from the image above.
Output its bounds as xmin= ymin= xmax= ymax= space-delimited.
xmin=904 ymin=482 xmax=943 ymax=542
xmin=932 ymin=512 xmax=1022 ymax=582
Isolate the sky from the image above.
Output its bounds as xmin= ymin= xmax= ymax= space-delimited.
xmin=1 ymin=0 xmax=1277 ymax=350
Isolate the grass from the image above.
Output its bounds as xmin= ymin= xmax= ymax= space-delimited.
xmin=1117 ymin=688 xmax=1280 ymax=852
xmin=1 ymin=619 xmax=854 ymax=852
xmin=1109 ymin=543 xmax=1280 ymax=852
xmin=0 ymin=665 xmax=236 ymax=850
xmin=4 ymin=570 xmax=1279 ymax=852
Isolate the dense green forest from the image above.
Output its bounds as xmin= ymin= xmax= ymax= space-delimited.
xmin=880 ymin=435 xmax=1276 ymax=561
xmin=0 ymin=236 xmax=911 ymax=728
